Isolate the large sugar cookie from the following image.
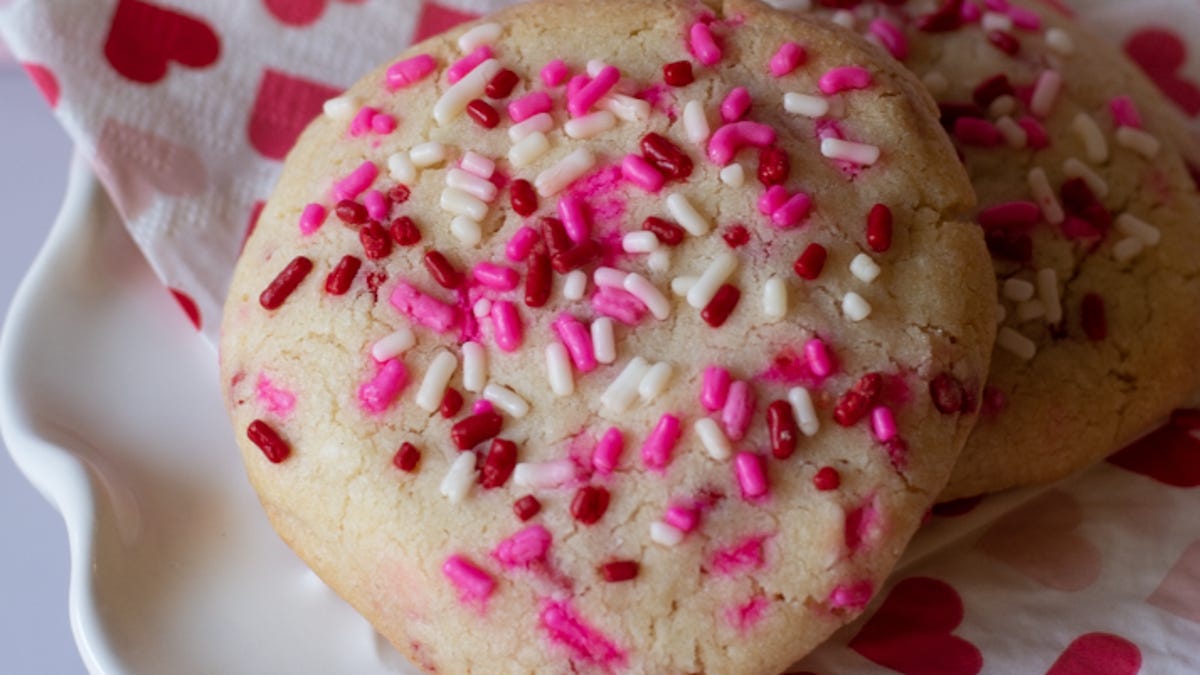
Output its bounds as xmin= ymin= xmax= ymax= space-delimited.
xmin=220 ymin=1 xmax=995 ymax=671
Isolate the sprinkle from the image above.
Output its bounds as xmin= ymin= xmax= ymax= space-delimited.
xmin=648 ymin=249 xmax=671 ymax=273
xmin=1072 ymin=113 xmax=1108 ymax=164
xmin=722 ymin=380 xmax=755 ymax=441
xmin=1062 ymin=158 xmax=1109 ymax=198
xmin=868 ymin=18 xmax=908 ymax=60
xmin=638 ymin=362 xmax=673 ymax=403
xmin=508 ymin=91 xmax=553 ymax=123
xmin=701 ymin=284 xmax=741 ymax=327
xmin=819 ymin=66 xmax=871 ymax=94
xmin=1018 ymin=116 xmax=1050 ymax=149
xmin=458 ymin=22 xmax=501 ymax=52
xmin=393 ymin=442 xmax=421 ymax=472
xmin=997 ymin=327 xmax=1037 ymax=360
xmin=473 ymin=299 xmax=492 ymax=319
xmin=923 ymin=71 xmax=949 ymax=95
xmin=461 ymin=341 xmax=487 ymax=393
xmin=509 ymin=112 xmax=554 ymax=142
xmin=671 ymin=276 xmax=697 ymax=296
xmin=842 ymin=292 xmax=872 ymax=322
xmin=452 ymin=410 xmax=502 ymax=449
xmin=571 ymin=485 xmax=611 ymax=524
xmin=793 ymin=243 xmax=827 ymax=280
xmin=447 ymin=45 xmax=493 ymax=85
xmin=333 ymin=161 xmax=378 ymax=201
xmin=541 ymin=59 xmax=568 ymax=87
xmin=565 ymin=111 xmax=617 ymax=139
xmin=783 ymin=92 xmax=829 ymax=118
xmin=830 ymin=9 xmax=855 ymax=27
xmin=979 ymin=201 xmax=1040 ymax=230
xmin=981 ymin=11 xmax=1013 ymax=32
xmin=1036 ymin=268 xmax=1063 ymax=325
xmin=434 ymin=59 xmax=502 ymax=125
xmin=683 ymin=100 xmax=711 ymax=144
xmin=720 ymin=87 xmax=752 ymax=123
xmin=1045 ymin=27 xmax=1074 ymax=55
xmin=536 ymin=148 xmax=596 ymax=197
xmin=769 ymin=42 xmax=806 ymax=77
xmin=554 ymin=314 xmax=598 ymax=373
xmin=409 ymin=142 xmax=447 ymax=168
xmin=849 ymin=254 xmax=882 ymax=284
xmin=370 ymin=328 xmax=416 ymax=363
xmin=1030 ymin=70 xmax=1062 ymax=118
xmin=296 ymin=203 xmax=327 ymax=237
xmin=1116 ymin=213 xmax=1161 ymax=247
xmin=624 ymin=274 xmax=671 ymax=320
xmin=323 ymin=95 xmax=356 ymax=120
xmin=820 ymin=138 xmax=880 ymax=165
xmin=642 ymin=413 xmax=682 ymax=471
xmin=491 ymin=300 xmax=523 ymax=352
xmin=734 ymin=452 xmax=768 ymax=499
xmin=569 ymin=65 xmax=621 ymax=118
xmin=871 ymin=406 xmax=898 ymax=443
xmin=1028 ymin=168 xmax=1064 ymax=225
xmin=601 ymin=357 xmax=649 ymax=413
xmin=563 ymin=270 xmax=588 ymax=300
xmin=386 ymin=54 xmax=437 ymax=90
xmin=440 ymin=187 xmax=488 ymax=222
xmin=413 ymin=349 xmax=457 ymax=412
xmin=473 ymin=262 xmax=519 ymax=291
xmin=592 ymin=427 xmax=624 ymax=475
xmin=484 ymin=383 xmax=530 ymax=419
xmin=493 ymin=524 xmax=551 ymax=568
xmin=708 ymin=121 xmax=776 ymax=165
xmin=1116 ymin=127 xmax=1160 ymax=159
xmin=687 ymin=251 xmax=737 ymax=309
xmin=509 ymin=132 xmax=552 ymax=168
xmin=650 ymin=521 xmax=684 ymax=547
xmin=247 ymin=420 xmax=290 ymax=463
xmin=386 ymin=153 xmax=416 ymax=184
xmin=689 ymin=21 xmax=722 ymax=66
xmin=1110 ymin=95 xmax=1143 ymax=129
xmin=513 ymin=459 xmax=577 ymax=488
xmin=1015 ymin=299 xmax=1045 ymax=323
xmin=622 ymin=231 xmax=660 ymax=254
xmin=447 ymin=168 xmax=498 ymax=203
xmin=260 ymin=256 xmax=313 ymax=310
xmin=1008 ymin=5 xmax=1041 ymax=29
xmin=1113 ymin=236 xmax=1145 ymax=263
xmin=771 ymin=192 xmax=812 ymax=229
xmin=813 ymin=466 xmax=840 ymax=491
xmin=358 ymin=359 xmax=409 ymax=414
xmin=622 ymin=154 xmax=665 ymax=192
xmin=788 ymin=387 xmax=819 ymax=437
xmin=1003 ymin=278 xmax=1036 ymax=302
xmin=460 ymin=151 xmax=495 ymax=179
xmin=450 ymin=216 xmax=482 ymax=246
xmin=594 ymin=267 xmax=628 ymax=289
xmin=664 ymin=505 xmax=699 ymax=534
xmin=719 ymin=164 xmax=745 ymax=187
xmin=763 ymin=277 xmax=787 ymax=322
xmin=767 ymin=399 xmax=799 ymax=460
xmin=955 ymin=117 xmax=1001 ymax=147
xmin=443 ymin=554 xmax=494 ymax=603
xmin=598 ymin=94 xmax=651 ymax=122
xmin=439 ymin=453 xmax=477 ymax=504
xmin=805 ymin=338 xmax=834 ymax=377
xmin=591 ymin=318 xmax=616 ymax=364
xmin=666 ymin=193 xmax=711 ymax=237
xmin=663 ymin=60 xmax=695 ymax=87
xmin=694 ymin=417 xmax=732 ymax=461
xmin=990 ymin=97 xmax=1017 ymax=119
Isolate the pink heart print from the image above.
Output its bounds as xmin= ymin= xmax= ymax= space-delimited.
xmin=262 ymin=0 xmax=366 ymax=27
xmin=103 ymin=0 xmax=220 ymax=85
xmin=849 ymin=577 xmax=983 ymax=675
xmin=977 ymin=489 xmax=1101 ymax=592
xmin=413 ymin=2 xmax=482 ymax=43
xmin=93 ymin=118 xmax=209 ymax=220
xmin=247 ymin=68 xmax=342 ymax=161
xmin=1107 ymin=411 xmax=1200 ymax=488
xmin=1148 ymin=540 xmax=1200 ymax=624
xmin=21 ymin=63 xmax=59 ymax=108
xmin=1124 ymin=28 xmax=1200 ymax=117
xmin=1045 ymin=633 xmax=1141 ymax=675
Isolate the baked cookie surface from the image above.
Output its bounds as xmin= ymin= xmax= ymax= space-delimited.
xmin=220 ymin=0 xmax=995 ymax=672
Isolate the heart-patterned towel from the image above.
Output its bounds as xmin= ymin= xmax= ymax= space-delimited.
xmin=1 ymin=0 xmax=1199 ymax=673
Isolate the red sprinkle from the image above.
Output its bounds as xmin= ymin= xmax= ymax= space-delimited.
xmin=834 ymin=373 xmax=882 ymax=427
xmin=643 ymin=216 xmax=685 ymax=246
xmin=335 ymin=199 xmax=368 ymax=225
xmin=985 ymin=230 xmax=1033 ymax=263
xmin=641 ymin=133 xmax=693 ymax=182
xmin=571 ymin=485 xmax=611 ymax=525
xmin=972 ymin=74 xmax=1014 ymax=107
xmin=480 ymin=438 xmax=518 ymax=489
xmin=867 ymin=204 xmax=893 ymax=253
xmin=360 ymin=220 xmax=392 ymax=259
xmin=440 ymin=387 xmax=464 ymax=418
xmin=510 ymin=179 xmax=539 ymax=216
xmin=767 ymin=399 xmax=799 ymax=459
xmin=987 ymin=30 xmax=1020 ymax=56
xmin=247 ymin=419 xmax=291 ymax=463
xmin=541 ymin=217 xmax=572 ymax=257
xmin=757 ymin=146 xmax=790 ymax=187
xmin=387 ymin=184 xmax=411 ymax=205
xmin=389 ymin=216 xmax=422 ymax=246
xmin=551 ymin=240 xmax=601 ymax=274
xmin=451 ymin=411 xmax=503 ymax=450
xmin=915 ymin=0 xmax=963 ymax=32
xmin=486 ymin=68 xmax=519 ymax=99
xmin=929 ymin=373 xmax=966 ymax=415
xmin=466 ymin=98 xmax=500 ymax=129
xmin=663 ymin=60 xmax=695 ymax=87
xmin=260 ymin=256 xmax=313 ymax=310
xmin=393 ymin=442 xmax=421 ymax=472
xmin=324 ymin=255 xmax=361 ymax=295
xmin=813 ymin=466 xmax=840 ymax=491
xmin=424 ymin=250 xmax=464 ymax=289
xmin=600 ymin=560 xmax=640 ymax=582
xmin=793 ymin=244 xmax=828 ymax=280
xmin=1081 ymin=293 xmax=1107 ymax=341
xmin=722 ymin=225 xmax=750 ymax=248
xmin=701 ymin=284 xmax=741 ymax=328
xmin=525 ymin=249 xmax=552 ymax=308
xmin=514 ymin=494 xmax=542 ymax=521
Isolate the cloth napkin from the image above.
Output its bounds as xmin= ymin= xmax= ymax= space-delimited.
xmin=1 ymin=0 xmax=1198 ymax=672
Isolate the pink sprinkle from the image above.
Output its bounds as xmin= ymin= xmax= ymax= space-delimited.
xmin=726 ymin=596 xmax=769 ymax=631
xmin=769 ymin=42 xmax=806 ymax=77
xmin=845 ymin=496 xmax=880 ymax=552
xmin=721 ymin=380 xmax=755 ymax=442
xmin=591 ymin=287 xmax=645 ymax=326
xmin=828 ymin=580 xmax=873 ymax=610
xmin=460 ymin=151 xmax=495 ymax=179
xmin=711 ymin=536 xmax=766 ymax=575
xmin=541 ymin=59 xmax=569 ymax=87
xmin=447 ymin=45 xmax=492 ymax=85
xmin=961 ymin=1 xmax=983 ymax=21
xmin=568 ymin=65 xmax=620 ymax=118
xmin=493 ymin=525 xmax=552 ymax=568
xmin=868 ymin=19 xmax=907 ymax=60
xmin=734 ymin=452 xmax=768 ymax=499
xmin=1110 ymin=95 xmax=1143 ymax=129
xmin=553 ymin=314 xmax=598 ymax=373
xmin=689 ymin=21 xmax=722 ymax=66
xmin=771 ymin=192 xmax=812 ymax=229
xmin=386 ymin=54 xmax=437 ymax=90
xmin=622 ymin=154 xmax=665 ymax=192
xmin=701 ymin=366 xmax=732 ymax=411
xmin=979 ymin=201 xmax=1041 ymax=230
xmin=708 ymin=121 xmax=776 ymax=165
xmin=358 ymin=358 xmax=408 ymax=414
xmin=298 ymin=203 xmax=327 ymax=236
xmin=985 ymin=0 xmax=1009 ymax=9
xmin=350 ymin=106 xmax=377 ymax=137
xmin=491 ymin=300 xmax=523 ymax=352
xmin=333 ymin=160 xmax=378 ymax=201
xmin=506 ymin=226 xmax=540 ymax=262
xmin=758 ymin=184 xmax=789 ymax=215
xmin=557 ymin=194 xmax=591 ymax=243
xmin=371 ymin=113 xmax=397 ymax=134
xmin=804 ymin=338 xmax=835 ymax=378
xmin=592 ymin=427 xmax=624 ymax=475
xmin=539 ymin=600 xmax=627 ymax=668
xmin=642 ymin=414 xmax=682 ymax=471
xmin=819 ymin=66 xmax=871 ymax=95
xmin=954 ymin=117 xmax=1001 ymax=147
xmin=567 ymin=74 xmax=590 ymax=100
xmin=509 ymin=91 xmax=553 ymax=123
xmin=442 ymin=555 xmax=495 ymax=603
xmin=720 ymin=86 xmax=752 ymax=123
xmin=1007 ymin=5 xmax=1041 ymax=30
xmin=390 ymin=282 xmax=459 ymax=333
xmin=363 ymin=189 xmax=388 ymax=220
xmin=473 ymin=262 xmax=519 ymax=291
xmin=255 ymin=374 xmax=296 ymax=417
xmin=871 ymin=406 xmax=898 ymax=442
xmin=473 ymin=399 xmax=494 ymax=415
xmin=1017 ymin=115 xmax=1050 ymax=149
xmin=664 ymin=506 xmax=698 ymax=533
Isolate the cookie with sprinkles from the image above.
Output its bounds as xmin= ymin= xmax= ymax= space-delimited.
xmin=220 ymin=0 xmax=996 ymax=671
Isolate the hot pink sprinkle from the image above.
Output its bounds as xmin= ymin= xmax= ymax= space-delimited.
xmin=541 ymin=59 xmax=569 ymax=87
xmin=734 ymin=452 xmax=768 ymax=499
xmin=622 ymin=154 xmax=665 ymax=192
xmin=828 ymin=580 xmax=873 ymax=610
xmin=871 ymin=406 xmax=898 ymax=442
xmin=758 ymin=184 xmax=789 ymax=215
xmin=386 ymin=54 xmax=436 ymax=90
xmin=568 ymin=65 xmax=620 ymax=118
xmin=726 ymin=596 xmax=769 ymax=631
xmin=358 ymin=358 xmax=408 ymax=414
xmin=721 ymin=380 xmax=755 ymax=441
xmin=1018 ymin=115 xmax=1050 ymax=149
xmin=868 ymin=19 xmax=908 ymax=60
xmin=508 ymin=91 xmax=553 ymax=123
xmin=689 ymin=21 xmax=722 ymax=66
xmin=473 ymin=262 xmax=520 ymax=291
xmin=664 ymin=505 xmax=698 ymax=533
xmin=1007 ymin=5 xmax=1041 ymax=29
xmin=711 ymin=536 xmax=766 ymax=575
xmin=1110 ymin=95 xmax=1143 ymax=129
xmin=390 ymin=281 xmax=459 ymax=333
xmin=371 ymin=113 xmax=397 ymax=134
xmin=962 ymin=1 xmax=983 ymax=21
xmin=298 ymin=203 xmax=327 ymax=236
xmin=701 ymin=366 xmax=731 ymax=411
xmin=491 ymin=300 xmax=523 ymax=352
xmin=771 ymin=192 xmax=812 ymax=229
xmin=567 ymin=74 xmax=589 ymax=99
xmin=592 ymin=427 xmax=624 ymax=474
xmin=364 ymin=189 xmax=388 ymax=220
xmin=819 ymin=66 xmax=871 ymax=95
xmin=591 ymin=287 xmax=645 ymax=326
xmin=539 ymin=600 xmax=627 ymax=668
xmin=506 ymin=226 xmax=539 ymax=262
xmin=334 ymin=161 xmax=378 ymax=201
xmin=473 ymin=399 xmax=494 ymax=415
xmin=553 ymin=314 xmax=598 ymax=373
xmin=708 ymin=121 xmax=776 ymax=165
xmin=557 ymin=194 xmax=591 ymax=243
xmin=350 ymin=106 xmax=377 ymax=136
xmin=804 ymin=338 xmax=835 ymax=378
xmin=447 ymin=45 xmax=492 ymax=84
xmin=443 ymin=555 xmax=496 ymax=604
xmin=769 ymin=42 xmax=805 ymax=77
xmin=954 ymin=117 xmax=1001 ymax=147
xmin=979 ymin=201 xmax=1040 ymax=229
xmin=255 ymin=374 xmax=296 ymax=417
xmin=493 ymin=525 xmax=552 ymax=568
xmin=720 ymin=86 xmax=751 ymax=123
xmin=642 ymin=414 xmax=682 ymax=471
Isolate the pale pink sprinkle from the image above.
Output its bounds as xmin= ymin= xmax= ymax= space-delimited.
xmin=443 ymin=555 xmax=496 ymax=603
xmin=350 ymin=106 xmax=377 ymax=137
xmin=473 ymin=262 xmax=519 ymax=291
xmin=491 ymin=300 xmax=523 ymax=352
xmin=769 ymin=42 xmax=805 ymax=77
xmin=868 ymin=19 xmax=908 ymax=60
xmin=541 ymin=59 xmax=569 ymax=87
xmin=447 ymin=45 xmax=493 ymax=84
xmin=1018 ymin=116 xmax=1050 ymax=149
xmin=804 ymin=338 xmax=835 ymax=378
xmin=954 ymin=117 xmax=1001 ymax=147
xmin=298 ymin=203 xmax=327 ymax=236
xmin=1007 ymin=5 xmax=1040 ymax=29
xmin=726 ymin=596 xmax=769 ymax=631
xmin=386 ymin=54 xmax=436 ymax=90
xmin=371 ymin=113 xmax=397 ymax=134
xmin=568 ymin=65 xmax=620 ymax=118
xmin=757 ymin=184 xmax=789 ymax=216
xmin=828 ymin=580 xmax=873 ymax=610
xmin=558 ymin=194 xmax=591 ymax=243
xmin=622 ymin=154 xmax=665 ymax=192
xmin=641 ymin=414 xmax=682 ymax=471
xmin=689 ymin=21 xmax=722 ymax=66
xmin=592 ymin=427 xmax=624 ymax=475
xmin=460 ymin=151 xmax=496 ymax=179
xmin=591 ymin=287 xmax=645 ymax=326
xmin=700 ymin=366 xmax=731 ymax=412
xmin=390 ymin=282 xmax=458 ymax=333
xmin=509 ymin=91 xmax=553 ymax=123
xmin=1110 ymin=95 xmax=1143 ymax=129
xmin=720 ymin=86 xmax=752 ymax=123
xmin=493 ymin=525 xmax=552 ymax=568
xmin=506 ymin=226 xmax=540 ymax=262
xmin=334 ymin=160 xmax=378 ymax=201
xmin=664 ymin=506 xmax=698 ymax=533
xmin=539 ymin=601 xmax=627 ymax=668
xmin=721 ymin=380 xmax=755 ymax=441
xmin=711 ymin=536 xmax=766 ymax=575
xmin=734 ymin=452 xmax=768 ymax=499
xmin=708 ymin=121 xmax=776 ymax=165
xmin=357 ymin=358 xmax=408 ymax=414
xmin=473 ymin=399 xmax=494 ymax=415
xmin=567 ymin=74 xmax=590 ymax=99
xmin=363 ymin=189 xmax=388 ymax=220
xmin=553 ymin=314 xmax=598 ymax=373
xmin=871 ymin=406 xmax=898 ymax=442
xmin=255 ymin=374 xmax=296 ymax=417
xmin=771 ymin=192 xmax=812 ymax=229
xmin=818 ymin=66 xmax=871 ymax=95
xmin=979 ymin=201 xmax=1041 ymax=229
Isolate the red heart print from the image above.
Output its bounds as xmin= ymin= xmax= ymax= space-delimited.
xmin=1148 ymin=540 xmax=1200 ymax=624
xmin=22 ymin=63 xmax=60 ymax=108
xmin=263 ymin=0 xmax=365 ymax=27
xmin=849 ymin=577 xmax=982 ymax=675
xmin=1124 ymin=28 xmax=1200 ymax=117
xmin=247 ymin=69 xmax=341 ymax=161
xmin=977 ymin=490 xmax=1101 ymax=592
xmin=413 ymin=2 xmax=481 ymax=43
xmin=169 ymin=288 xmax=202 ymax=331
xmin=1046 ymin=633 xmax=1141 ymax=675
xmin=243 ymin=200 xmax=266 ymax=253
xmin=104 ymin=0 xmax=220 ymax=85
xmin=1107 ymin=414 xmax=1200 ymax=487
xmin=93 ymin=118 xmax=209 ymax=220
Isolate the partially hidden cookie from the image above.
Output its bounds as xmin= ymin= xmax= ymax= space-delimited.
xmin=220 ymin=1 xmax=995 ymax=672
xmin=801 ymin=0 xmax=1200 ymax=500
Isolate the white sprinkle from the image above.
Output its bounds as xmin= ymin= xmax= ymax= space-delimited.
xmin=446 ymin=168 xmax=498 ymax=203
xmin=763 ymin=0 xmax=812 ymax=9
xmin=671 ymin=276 xmax=697 ymax=296
xmin=450 ymin=216 xmax=483 ymax=246
xmin=434 ymin=58 xmax=501 ymax=125
xmin=1030 ymin=70 xmax=1062 ymax=118
xmin=686 ymin=251 xmax=737 ymax=309
xmin=387 ymin=152 xmax=417 ymax=184
xmin=830 ymin=9 xmax=855 ymax=28
xmin=842 ymin=292 xmax=872 ymax=322
xmin=666 ymin=193 xmax=711 ymax=236
xmin=1028 ymin=167 xmax=1064 ymax=225
xmin=820 ymin=138 xmax=880 ymax=165
xmin=371 ymin=328 xmax=416 ymax=362
xmin=513 ymin=460 xmax=577 ymax=489
xmin=1072 ymin=113 xmax=1108 ymax=164
xmin=719 ymin=163 xmax=746 ymax=187
xmin=462 ymin=341 xmax=486 ymax=393
xmin=323 ymin=95 xmax=357 ymax=120
xmin=586 ymin=59 xmax=607 ymax=78
xmin=535 ymin=148 xmax=595 ymax=197
xmin=1116 ymin=127 xmax=1161 ymax=159
xmin=981 ymin=11 xmax=1013 ymax=32
xmin=460 ymin=151 xmax=495 ymax=179
xmin=591 ymin=317 xmax=616 ymax=364
xmin=473 ymin=298 xmax=492 ymax=319
xmin=594 ymin=267 xmax=628 ymax=289
xmin=650 ymin=521 xmax=684 ymax=547
xmin=601 ymin=356 xmax=649 ymax=413
xmin=1015 ymin=299 xmax=1046 ymax=323
xmin=637 ymin=362 xmax=673 ymax=403
xmin=484 ymin=383 xmax=530 ymax=418
xmin=1037 ymin=268 xmax=1062 ymax=325
xmin=788 ymin=387 xmax=819 ymax=437
xmin=1045 ymin=28 xmax=1075 ymax=55
xmin=1002 ymin=278 xmax=1036 ymax=302
xmin=995 ymin=116 xmax=1028 ymax=148
xmin=598 ymin=94 xmax=650 ymax=123
xmin=563 ymin=270 xmax=588 ymax=300
xmin=849 ymin=254 xmax=881 ymax=284
xmin=683 ymin=100 xmax=711 ymax=144
xmin=416 ymin=349 xmax=458 ymax=412
xmin=922 ymin=71 xmax=949 ymax=96
xmin=694 ymin=417 xmax=732 ymax=460
xmin=1116 ymin=213 xmax=1161 ymax=247
xmin=624 ymin=273 xmax=671 ymax=320
xmin=1113 ymin=236 xmax=1145 ymax=263
xmin=508 ymin=131 xmax=551 ymax=168
xmin=457 ymin=22 xmax=501 ymax=52
xmin=997 ymin=327 xmax=1037 ymax=360
xmin=988 ymin=95 xmax=1016 ymax=118
xmin=565 ymin=110 xmax=617 ymax=139
xmin=439 ymin=452 xmax=476 ymax=504
xmin=441 ymin=188 xmax=488 ymax=221
xmin=508 ymin=112 xmax=554 ymax=142
xmin=763 ymin=276 xmax=787 ymax=322
xmin=647 ymin=249 xmax=671 ymax=273
xmin=409 ymin=142 xmax=448 ymax=168
xmin=1063 ymin=158 xmax=1109 ymax=198
xmin=622 ymin=231 xmax=660 ymax=254
xmin=546 ymin=343 xmax=574 ymax=396
xmin=784 ymin=92 xmax=830 ymax=118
